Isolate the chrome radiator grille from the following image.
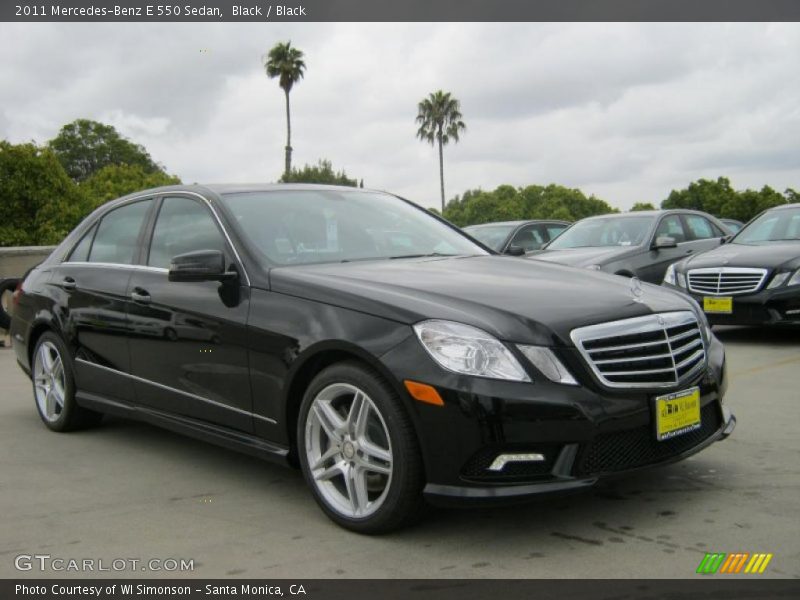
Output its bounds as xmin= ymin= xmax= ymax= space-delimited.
xmin=570 ymin=312 xmax=706 ymax=389
xmin=687 ymin=267 xmax=767 ymax=295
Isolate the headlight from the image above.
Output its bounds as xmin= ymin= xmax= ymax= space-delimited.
xmin=664 ymin=264 xmax=676 ymax=285
xmin=517 ymin=345 xmax=578 ymax=385
xmin=585 ymin=264 xmax=602 ymax=271
xmin=786 ymin=269 xmax=800 ymax=287
xmin=767 ymin=272 xmax=791 ymax=289
xmin=413 ymin=320 xmax=530 ymax=381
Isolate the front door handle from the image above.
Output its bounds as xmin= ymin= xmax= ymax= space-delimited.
xmin=61 ymin=277 xmax=77 ymax=291
xmin=131 ymin=288 xmax=151 ymax=305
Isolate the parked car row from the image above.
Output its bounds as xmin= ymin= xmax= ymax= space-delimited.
xmin=11 ymin=184 xmax=738 ymax=533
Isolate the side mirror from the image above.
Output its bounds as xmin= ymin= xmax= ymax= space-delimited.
xmin=506 ymin=245 xmax=526 ymax=256
xmin=720 ymin=235 xmax=732 ymax=245
xmin=168 ymin=250 xmax=234 ymax=282
xmin=653 ymin=236 xmax=677 ymax=250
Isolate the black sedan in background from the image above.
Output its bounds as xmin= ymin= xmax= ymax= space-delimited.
xmin=663 ymin=203 xmax=800 ymax=326
xmin=463 ymin=220 xmax=569 ymax=254
xmin=11 ymin=184 xmax=733 ymax=533
xmin=530 ymin=210 xmax=731 ymax=284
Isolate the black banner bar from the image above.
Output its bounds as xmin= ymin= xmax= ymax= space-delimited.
xmin=5 ymin=579 xmax=800 ymax=600
xmin=3 ymin=0 xmax=800 ymax=23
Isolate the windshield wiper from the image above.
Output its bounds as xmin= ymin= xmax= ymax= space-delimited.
xmin=388 ymin=253 xmax=459 ymax=259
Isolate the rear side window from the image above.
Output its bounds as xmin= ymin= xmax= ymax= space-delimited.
xmin=68 ymin=224 xmax=96 ymax=262
xmin=147 ymin=197 xmax=226 ymax=269
xmin=89 ymin=200 xmax=153 ymax=264
xmin=685 ymin=215 xmax=722 ymax=240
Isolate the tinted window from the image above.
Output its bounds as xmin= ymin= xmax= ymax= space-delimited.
xmin=463 ymin=224 xmax=516 ymax=252
xmin=684 ymin=215 xmax=721 ymax=240
xmin=222 ymin=190 xmax=486 ymax=265
xmin=68 ymin=224 xmax=96 ymax=262
xmin=510 ymin=225 xmax=545 ymax=252
xmin=89 ymin=200 xmax=152 ymax=264
xmin=545 ymin=224 xmax=568 ymax=240
xmin=655 ymin=215 xmax=687 ymax=243
xmin=148 ymin=197 xmax=226 ymax=269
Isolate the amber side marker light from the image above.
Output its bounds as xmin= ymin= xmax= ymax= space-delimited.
xmin=404 ymin=380 xmax=444 ymax=406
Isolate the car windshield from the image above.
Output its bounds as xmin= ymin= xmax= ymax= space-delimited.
xmin=732 ymin=207 xmax=800 ymax=244
xmin=221 ymin=189 xmax=487 ymax=266
xmin=463 ymin=224 xmax=516 ymax=251
xmin=546 ymin=215 xmax=654 ymax=249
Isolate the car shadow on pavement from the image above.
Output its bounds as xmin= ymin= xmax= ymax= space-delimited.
xmin=713 ymin=325 xmax=798 ymax=345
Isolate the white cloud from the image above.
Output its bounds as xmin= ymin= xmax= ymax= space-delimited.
xmin=0 ymin=22 xmax=798 ymax=211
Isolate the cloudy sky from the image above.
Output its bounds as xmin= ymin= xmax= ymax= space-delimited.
xmin=1 ymin=22 xmax=798 ymax=209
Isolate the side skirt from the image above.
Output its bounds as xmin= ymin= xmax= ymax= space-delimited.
xmin=76 ymin=391 xmax=292 ymax=467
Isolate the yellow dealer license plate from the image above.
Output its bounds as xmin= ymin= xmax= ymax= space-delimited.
xmin=703 ymin=296 xmax=733 ymax=314
xmin=655 ymin=387 xmax=701 ymax=441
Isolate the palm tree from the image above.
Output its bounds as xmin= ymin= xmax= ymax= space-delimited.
xmin=415 ymin=91 xmax=467 ymax=212
xmin=264 ymin=41 xmax=306 ymax=176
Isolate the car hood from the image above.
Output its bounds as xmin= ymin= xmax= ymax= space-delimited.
xmin=530 ymin=245 xmax=640 ymax=268
xmin=682 ymin=242 xmax=800 ymax=272
xmin=269 ymin=256 xmax=695 ymax=346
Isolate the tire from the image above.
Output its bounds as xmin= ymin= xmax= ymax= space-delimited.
xmin=0 ymin=278 xmax=19 ymax=331
xmin=31 ymin=332 xmax=103 ymax=432
xmin=297 ymin=361 xmax=426 ymax=534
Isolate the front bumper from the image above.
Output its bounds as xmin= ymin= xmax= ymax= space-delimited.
xmin=380 ymin=330 xmax=732 ymax=505
xmin=662 ymin=282 xmax=800 ymax=326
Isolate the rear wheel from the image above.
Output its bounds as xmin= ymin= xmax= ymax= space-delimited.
xmin=298 ymin=361 xmax=425 ymax=534
xmin=32 ymin=332 xmax=103 ymax=431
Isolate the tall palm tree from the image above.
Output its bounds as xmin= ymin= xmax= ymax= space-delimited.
xmin=415 ymin=90 xmax=466 ymax=212
xmin=264 ymin=41 xmax=306 ymax=177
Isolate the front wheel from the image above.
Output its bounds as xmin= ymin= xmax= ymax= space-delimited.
xmin=298 ymin=361 xmax=425 ymax=534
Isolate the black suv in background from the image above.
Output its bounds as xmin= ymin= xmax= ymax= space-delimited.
xmin=10 ymin=185 xmax=733 ymax=533
xmin=529 ymin=210 xmax=732 ymax=284
xmin=663 ymin=203 xmax=800 ymax=325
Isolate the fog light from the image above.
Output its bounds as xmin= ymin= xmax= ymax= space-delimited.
xmin=487 ymin=453 xmax=546 ymax=472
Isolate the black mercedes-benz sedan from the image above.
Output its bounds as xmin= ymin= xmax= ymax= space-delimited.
xmin=10 ymin=184 xmax=734 ymax=533
xmin=529 ymin=210 xmax=731 ymax=284
xmin=662 ymin=203 xmax=800 ymax=326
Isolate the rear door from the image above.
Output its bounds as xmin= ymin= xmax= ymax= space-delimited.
xmin=126 ymin=195 xmax=253 ymax=432
xmin=682 ymin=213 xmax=727 ymax=255
xmin=58 ymin=198 xmax=155 ymax=404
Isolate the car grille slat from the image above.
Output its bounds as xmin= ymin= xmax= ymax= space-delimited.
xmin=571 ymin=311 xmax=707 ymax=389
xmin=688 ymin=267 xmax=767 ymax=295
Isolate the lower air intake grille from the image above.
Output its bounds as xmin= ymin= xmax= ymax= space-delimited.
xmin=575 ymin=402 xmax=721 ymax=476
xmin=570 ymin=311 xmax=707 ymax=389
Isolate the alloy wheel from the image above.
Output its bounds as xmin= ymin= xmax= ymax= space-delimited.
xmin=33 ymin=341 xmax=66 ymax=423
xmin=304 ymin=383 xmax=393 ymax=519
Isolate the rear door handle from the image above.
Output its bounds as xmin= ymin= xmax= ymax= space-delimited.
xmin=61 ymin=277 xmax=77 ymax=291
xmin=130 ymin=288 xmax=151 ymax=305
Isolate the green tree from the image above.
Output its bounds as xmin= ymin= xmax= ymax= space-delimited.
xmin=0 ymin=141 xmax=86 ymax=246
xmin=279 ymin=159 xmax=358 ymax=187
xmin=630 ymin=202 xmax=656 ymax=211
xmin=415 ymin=90 xmax=467 ymax=213
xmin=80 ymin=164 xmax=180 ymax=211
xmin=264 ymin=41 xmax=306 ymax=177
xmin=662 ymin=177 xmax=792 ymax=221
xmin=48 ymin=119 xmax=161 ymax=183
xmin=443 ymin=183 xmax=616 ymax=226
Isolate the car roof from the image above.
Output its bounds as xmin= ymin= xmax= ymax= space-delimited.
xmin=584 ymin=209 xmax=715 ymax=220
xmin=465 ymin=219 xmax=568 ymax=228
xmin=766 ymin=202 xmax=800 ymax=211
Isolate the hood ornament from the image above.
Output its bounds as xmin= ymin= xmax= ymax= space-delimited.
xmin=630 ymin=277 xmax=644 ymax=303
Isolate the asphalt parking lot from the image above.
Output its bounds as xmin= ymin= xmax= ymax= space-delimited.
xmin=1 ymin=326 xmax=798 ymax=579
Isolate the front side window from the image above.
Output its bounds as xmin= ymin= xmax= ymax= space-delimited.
xmin=148 ymin=197 xmax=226 ymax=269
xmin=89 ymin=200 xmax=153 ymax=264
xmin=463 ymin=224 xmax=516 ymax=252
xmin=545 ymin=223 xmax=568 ymax=240
xmin=655 ymin=215 xmax=687 ymax=243
xmin=547 ymin=216 xmax=654 ymax=249
xmin=684 ymin=215 xmax=721 ymax=240
xmin=510 ymin=225 xmax=545 ymax=252
xmin=221 ymin=190 xmax=486 ymax=265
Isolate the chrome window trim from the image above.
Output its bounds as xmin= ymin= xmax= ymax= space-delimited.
xmin=75 ymin=358 xmax=277 ymax=425
xmin=570 ymin=311 xmax=707 ymax=390
xmin=59 ymin=190 xmax=251 ymax=286
xmin=60 ymin=262 xmax=168 ymax=273
xmin=687 ymin=267 xmax=768 ymax=296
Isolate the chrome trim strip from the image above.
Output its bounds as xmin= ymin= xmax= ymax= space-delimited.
xmin=74 ymin=358 xmax=277 ymax=424
xmin=687 ymin=267 xmax=768 ymax=296
xmin=61 ymin=262 xmax=168 ymax=273
xmin=570 ymin=311 xmax=707 ymax=389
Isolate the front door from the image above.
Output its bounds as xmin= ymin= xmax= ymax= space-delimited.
xmin=126 ymin=195 xmax=253 ymax=432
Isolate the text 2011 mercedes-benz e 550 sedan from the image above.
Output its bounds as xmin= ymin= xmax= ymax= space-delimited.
xmin=11 ymin=184 xmax=735 ymax=533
